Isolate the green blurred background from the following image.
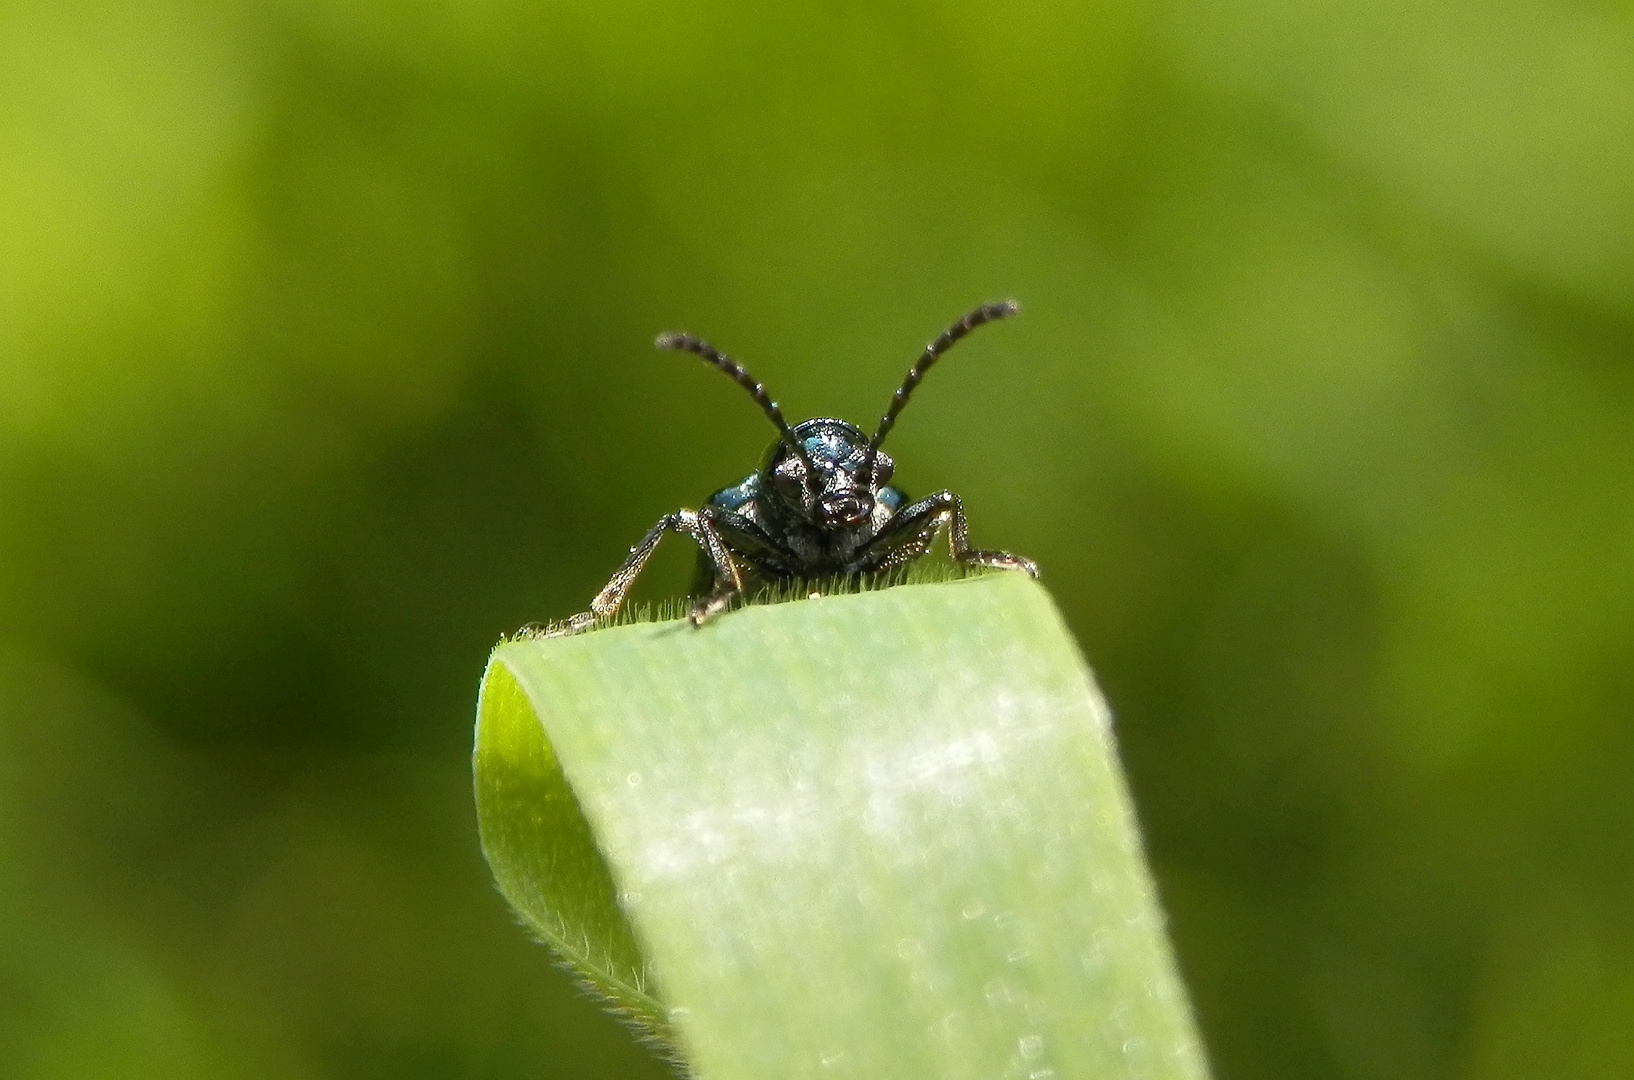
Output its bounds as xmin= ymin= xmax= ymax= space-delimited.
xmin=2 ymin=0 xmax=1631 ymax=1077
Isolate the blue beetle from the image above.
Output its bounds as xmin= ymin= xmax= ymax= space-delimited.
xmin=545 ymin=301 xmax=1038 ymax=635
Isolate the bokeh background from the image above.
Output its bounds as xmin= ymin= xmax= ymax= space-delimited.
xmin=2 ymin=0 xmax=1631 ymax=1077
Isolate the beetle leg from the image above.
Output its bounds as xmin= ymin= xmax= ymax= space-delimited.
xmin=687 ymin=584 xmax=739 ymax=626
xmin=687 ymin=507 xmax=746 ymax=626
xmin=543 ymin=509 xmax=739 ymax=636
xmin=860 ymin=490 xmax=1038 ymax=577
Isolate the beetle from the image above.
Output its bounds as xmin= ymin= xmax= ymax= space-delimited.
xmin=542 ymin=301 xmax=1038 ymax=636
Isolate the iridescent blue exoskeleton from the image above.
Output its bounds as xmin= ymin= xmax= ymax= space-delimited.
xmin=544 ymin=302 xmax=1038 ymax=635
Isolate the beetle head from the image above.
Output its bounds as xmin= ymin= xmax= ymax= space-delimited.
xmin=658 ymin=301 xmax=1015 ymax=530
xmin=765 ymin=419 xmax=892 ymax=527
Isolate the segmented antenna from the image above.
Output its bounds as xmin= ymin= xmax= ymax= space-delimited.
xmin=655 ymin=332 xmax=817 ymax=484
xmin=859 ymin=301 xmax=1019 ymax=481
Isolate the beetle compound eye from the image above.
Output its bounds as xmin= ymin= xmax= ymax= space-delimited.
xmin=867 ymin=452 xmax=894 ymax=485
xmin=769 ymin=457 xmax=808 ymax=503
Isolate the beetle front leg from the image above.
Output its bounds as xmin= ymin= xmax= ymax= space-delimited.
xmin=541 ymin=509 xmax=736 ymax=637
xmin=861 ymin=490 xmax=1038 ymax=577
xmin=686 ymin=506 xmax=747 ymax=627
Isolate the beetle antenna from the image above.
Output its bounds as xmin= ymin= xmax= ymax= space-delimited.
xmin=860 ymin=300 xmax=1019 ymax=481
xmin=656 ymin=332 xmax=818 ymax=485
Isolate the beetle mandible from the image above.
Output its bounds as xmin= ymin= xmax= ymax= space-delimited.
xmin=543 ymin=301 xmax=1038 ymax=636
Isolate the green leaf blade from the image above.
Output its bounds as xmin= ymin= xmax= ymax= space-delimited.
xmin=476 ymin=573 xmax=1210 ymax=1080
xmin=473 ymin=661 xmax=669 ymax=1040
